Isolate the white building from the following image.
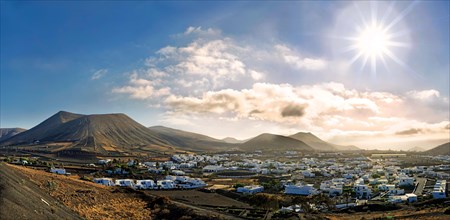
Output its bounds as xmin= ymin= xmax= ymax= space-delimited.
xmin=115 ymin=179 xmax=135 ymax=188
xmin=50 ymin=167 xmax=66 ymax=175
xmin=432 ymin=180 xmax=447 ymax=199
xmin=93 ymin=178 xmax=114 ymax=186
xmin=378 ymin=184 xmax=396 ymax=191
xmin=302 ymin=170 xmax=315 ymax=178
xmin=202 ymin=165 xmax=223 ymax=173
xmin=236 ymin=185 xmax=264 ymax=194
xmin=157 ymin=180 xmax=176 ymax=189
xmin=354 ymin=179 xmax=371 ymax=199
xmin=136 ymin=180 xmax=156 ymax=189
xmin=397 ymin=176 xmax=415 ymax=187
xmin=285 ymin=183 xmax=318 ymax=195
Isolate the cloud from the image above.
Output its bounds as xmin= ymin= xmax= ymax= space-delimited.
xmin=281 ymin=104 xmax=307 ymax=117
xmin=91 ymin=69 xmax=108 ymax=80
xmin=112 ymin=73 xmax=170 ymax=99
xmin=407 ymin=89 xmax=440 ymax=100
xmin=110 ymin=26 xmax=449 ymax=149
xmin=395 ymin=128 xmax=422 ymax=135
xmin=183 ymin=26 xmax=221 ymax=36
xmin=275 ymin=44 xmax=327 ymax=70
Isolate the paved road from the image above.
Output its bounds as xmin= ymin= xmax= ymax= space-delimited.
xmin=414 ymin=177 xmax=427 ymax=195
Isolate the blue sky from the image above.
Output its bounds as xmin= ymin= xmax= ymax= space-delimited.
xmin=1 ymin=1 xmax=449 ymax=149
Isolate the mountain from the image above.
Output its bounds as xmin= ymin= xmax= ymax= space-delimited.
xmin=222 ymin=137 xmax=245 ymax=144
xmin=408 ymin=146 xmax=425 ymax=152
xmin=148 ymin=126 xmax=233 ymax=151
xmin=425 ymin=142 xmax=450 ymax=155
xmin=289 ymin=132 xmax=336 ymax=151
xmin=0 ymin=111 xmax=171 ymax=154
xmin=0 ymin=128 xmax=27 ymax=142
xmin=289 ymin=132 xmax=359 ymax=151
xmin=239 ymin=133 xmax=314 ymax=152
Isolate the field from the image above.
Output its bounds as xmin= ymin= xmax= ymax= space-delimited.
xmin=0 ymin=163 xmax=236 ymax=220
xmin=146 ymin=190 xmax=251 ymax=208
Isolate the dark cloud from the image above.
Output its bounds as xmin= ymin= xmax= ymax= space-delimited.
xmin=395 ymin=128 xmax=422 ymax=135
xmin=281 ymin=104 xmax=306 ymax=117
xmin=248 ymin=109 xmax=263 ymax=116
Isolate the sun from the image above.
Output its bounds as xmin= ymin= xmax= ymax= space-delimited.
xmin=356 ymin=24 xmax=390 ymax=59
xmin=338 ymin=1 xmax=414 ymax=76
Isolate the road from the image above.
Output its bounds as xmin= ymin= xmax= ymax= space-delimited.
xmin=413 ymin=177 xmax=427 ymax=195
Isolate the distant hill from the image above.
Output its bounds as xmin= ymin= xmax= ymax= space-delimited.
xmin=222 ymin=137 xmax=245 ymax=144
xmin=148 ymin=126 xmax=233 ymax=151
xmin=289 ymin=132 xmax=359 ymax=151
xmin=0 ymin=128 xmax=27 ymax=142
xmin=239 ymin=133 xmax=314 ymax=152
xmin=0 ymin=111 xmax=171 ymax=154
xmin=425 ymin=142 xmax=450 ymax=155
xmin=408 ymin=146 xmax=425 ymax=152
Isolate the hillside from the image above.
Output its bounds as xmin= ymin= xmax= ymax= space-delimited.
xmin=0 ymin=128 xmax=26 ymax=142
xmin=425 ymin=142 xmax=450 ymax=155
xmin=222 ymin=137 xmax=245 ymax=144
xmin=239 ymin=133 xmax=314 ymax=152
xmin=0 ymin=111 xmax=172 ymax=154
xmin=289 ymin=132 xmax=359 ymax=151
xmin=0 ymin=163 xmax=83 ymax=220
xmin=148 ymin=126 xmax=233 ymax=151
xmin=289 ymin=132 xmax=336 ymax=151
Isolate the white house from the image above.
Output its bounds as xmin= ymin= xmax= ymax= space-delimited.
xmin=354 ymin=179 xmax=372 ymax=199
xmin=115 ymin=179 xmax=135 ymax=188
xmin=202 ymin=165 xmax=223 ymax=173
xmin=378 ymin=184 xmax=396 ymax=191
xmin=50 ymin=167 xmax=66 ymax=175
xmin=389 ymin=193 xmax=417 ymax=203
xmin=405 ymin=193 xmax=417 ymax=203
xmin=157 ymin=180 xmax=176 ymax=189
xmin=236 ymin=185 xmax=264 ymax=194
xmin=432 ymin=180 xmax=447 ymax=199
xmin=388 ymin=188 xmax=405 ymax=195
xmin=136 ymin=180 xmax=156 ymax=189
xmin=398 ymin=176 xmax=415 ymax=187
xmin=285 ymin=183 xmax=318 ymax=196
xmin=93 ymin=178 xmax=114 ymax=186
xmin=302 ymin=170 xmax=315 ymax=178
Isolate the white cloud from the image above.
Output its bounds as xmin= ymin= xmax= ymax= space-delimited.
xmin=91 ymin=69 xmax=108 ymax=80
xmin=183 ymin=26 xmax=221 ymax=36
xmin=110 ymin=26 xmax=449 ymax=149
xmin=112 ymin=73 xmax=170 ymax=99
xmin=275 ymin=44 xmax=327 ymax=70
xmin=407 ymin=89 xmax=440 ymax=100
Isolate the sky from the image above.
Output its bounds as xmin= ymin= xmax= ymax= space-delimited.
xmin=1 ymin=1 xmax=449 ymax=150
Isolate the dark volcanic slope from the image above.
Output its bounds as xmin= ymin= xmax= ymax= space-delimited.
xmin=0 ymin=128 xmax=26 ymax=142
xmin=289 ymin=132 xmax=359 ymax=151
xmin=148 ymin=126 xmax=233 ymax=151
xmin=425 ymin=142 xmax=450 ymax=155
xmin=0 ymin=111 xmax=171 ymax=153
xmin=239 ymin=133 xmax=314 ymax=152
xmin=0 ymin=111 xmax=83 ymax=145
xmin=0 ymin=163 xmax=82 ymax=220
xmin=289 ymin=132 xmax=336 ymax=151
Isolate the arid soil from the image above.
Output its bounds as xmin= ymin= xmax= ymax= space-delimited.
xmin=0 ymin=163 xmax=82 ymax=220
xmin=146 ymin=190 xmax=251 ymax=208
xmin=0 ymin=163 xmax=239 ymax=220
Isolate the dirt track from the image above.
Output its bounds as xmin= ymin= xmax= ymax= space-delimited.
xmin=0 ymin=163 xmax=82 ymax=220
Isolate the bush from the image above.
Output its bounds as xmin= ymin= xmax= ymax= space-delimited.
xmin=444 ymin=207 xmax=450 ymax=215
xmin=233 ymin=183 xmax=245 ymax=189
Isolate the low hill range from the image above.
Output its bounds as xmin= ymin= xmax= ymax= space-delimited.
xmin=0 ymin=128 xmax=26 ymax=142
xmin=425 ymin=142 xmax=450 ymax=155
xmin=0 ymin=110 xmax=360 ymax=155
